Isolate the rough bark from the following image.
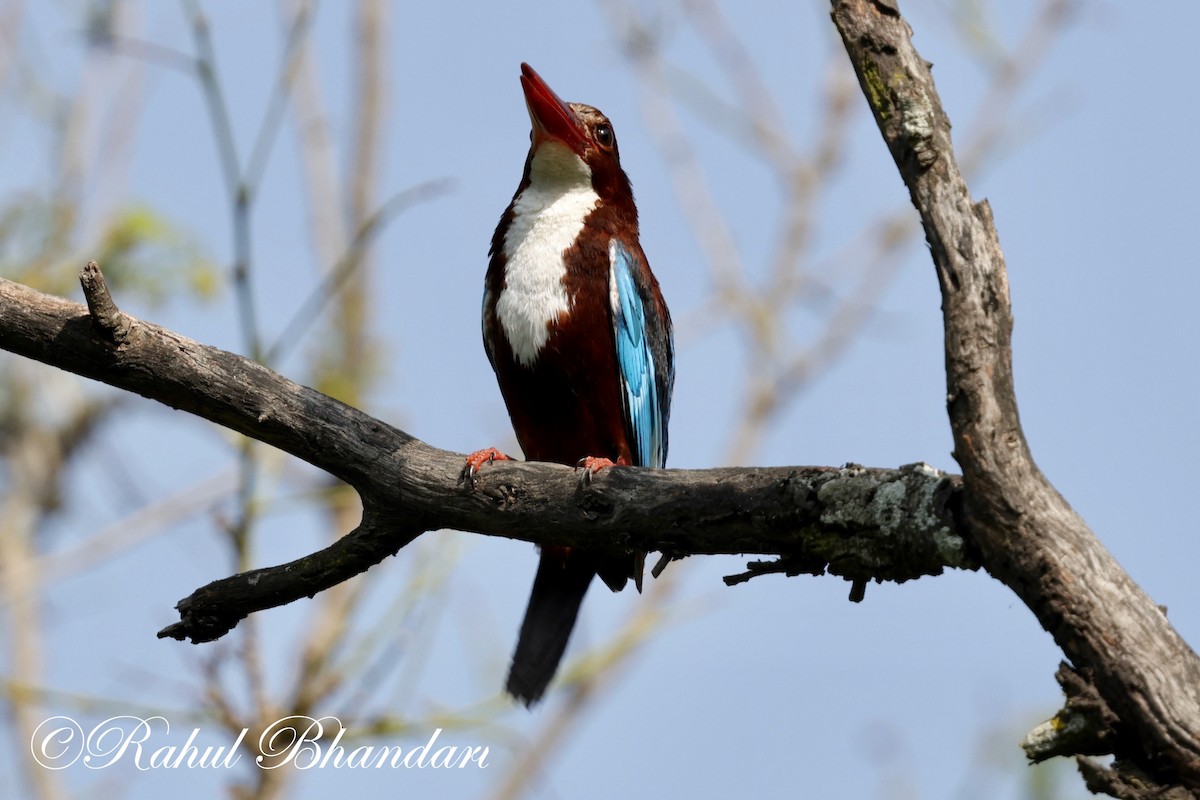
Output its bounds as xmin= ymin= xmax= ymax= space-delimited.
xmin=830 ymin=0 xmax=1200 ymax=794
xmin=0 ymin=264 xmax=973 ymax=645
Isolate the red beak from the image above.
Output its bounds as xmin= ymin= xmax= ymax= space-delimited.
xmin=520 ymin=63 xmax=588 ymax=155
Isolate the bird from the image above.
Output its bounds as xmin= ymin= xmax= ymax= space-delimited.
xmin=465 ymin=63 xmax=674 ymax=707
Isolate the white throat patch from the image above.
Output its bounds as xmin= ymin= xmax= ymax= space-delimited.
xmin=498 ymin=142 xmax=599 ymax=366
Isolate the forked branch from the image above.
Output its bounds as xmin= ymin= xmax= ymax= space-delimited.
xmin=0 ymin=264 xmax=974 ymax=645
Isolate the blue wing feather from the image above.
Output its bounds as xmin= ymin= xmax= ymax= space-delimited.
xmin=609 ymin=240 xmax=671 ymax=469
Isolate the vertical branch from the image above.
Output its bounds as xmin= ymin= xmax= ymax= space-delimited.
xmin=334 ymin=0 xmax=387 ymax=401
xmin=286 ymin=0 xmax=389 ymax=715
xmin=0 ymin=1 xmax=23 ymax=97
xmin=831 ymin=0 xmax=1200 ymax=788
xmin=177 ymin=5 xmax=315 ymax=795
xmin=0 ymin=372 xmax=119 ymax=800
xmin=179 ymin=9 xmax=266 ymax=683
xmin=0 ymin=434 xmax=61 ymax=800
xmin=277 ymin=0 xmax=347 ymax=274
xmin=225 ymin=5 xmax=396 ymax=796
xmin=0 ymin=13 xmax=142 ymax=796
xmin=181 ymin=0 xmax=261 ymax=360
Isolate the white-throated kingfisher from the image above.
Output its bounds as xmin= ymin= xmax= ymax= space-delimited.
xmin=466 ymin=63 xmax=674 ymax=707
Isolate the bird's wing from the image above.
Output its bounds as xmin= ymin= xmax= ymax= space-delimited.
xmin=481 ymin=284 xmax=498 ymax=371
xmin=608 ymin=239 xmax=673 ymax=469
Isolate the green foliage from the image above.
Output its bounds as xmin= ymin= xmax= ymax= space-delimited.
xmin=0 ymin=197 xmax=220 ymax=306
xmin=92 ymin=204 xmax=222 ymax=305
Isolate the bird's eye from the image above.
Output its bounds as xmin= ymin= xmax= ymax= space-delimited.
xmin=594 ymin=124 xmax=614 ymax=148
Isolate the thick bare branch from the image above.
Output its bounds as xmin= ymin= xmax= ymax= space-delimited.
xmin=0 ymin=268 xmax=973 ymax=643
xmin=831 ymin=0 xmax=1200 ymax=791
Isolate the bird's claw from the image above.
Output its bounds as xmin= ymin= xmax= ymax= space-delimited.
xmin=462 ymin=447 xmax=512 ymax=488
xmin=575 ymin=455 xmax=618 ymax=486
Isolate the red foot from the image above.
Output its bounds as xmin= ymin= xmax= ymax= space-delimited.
xmin=576 ymin=455 xmax=629 ymax=485
xmin=577 ymin=456 xmax=617 ymax=472
xmin=463 ymin=447 xmax=513 ymax=487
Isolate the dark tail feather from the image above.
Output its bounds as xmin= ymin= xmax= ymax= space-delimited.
xmin=505 ymin=551 xmax=596 ymax=707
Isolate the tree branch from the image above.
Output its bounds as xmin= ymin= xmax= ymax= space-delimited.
xmin=0 ymin=267 xmax=974 ymax=644
xmin=831 ymin=0 xmax=1200 ymax=792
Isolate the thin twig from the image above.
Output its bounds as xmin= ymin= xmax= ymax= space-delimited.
xmin=265 ymin=179 xmax=455 ymax=365
xmin=242 ymin=1 xmax=314 ymax=195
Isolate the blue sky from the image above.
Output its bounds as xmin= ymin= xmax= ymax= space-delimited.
xmin=2 ymin=1 xmax=1198 ymax=799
